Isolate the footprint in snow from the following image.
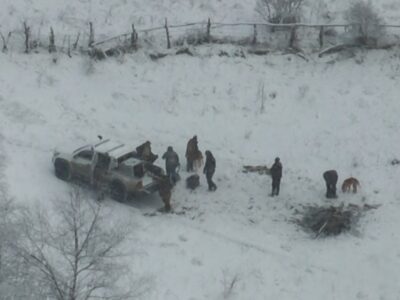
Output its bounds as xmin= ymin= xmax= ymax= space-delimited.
xmin=191 ymin=258 xmax=203 ymax=266
xmin=178 ymin=235 xmax=188 ymax=242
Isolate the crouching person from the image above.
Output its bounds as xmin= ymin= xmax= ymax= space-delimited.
xmin=158 ymin=175 xmax=173 ymax=212
xmin=323 ymin=170 xmax=338 ymax=199
xmin=136 ymin=141 xmax=158 ymax=163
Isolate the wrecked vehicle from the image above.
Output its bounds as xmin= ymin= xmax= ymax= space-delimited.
xmin=52 ymin=139 xmax=164 ymax=202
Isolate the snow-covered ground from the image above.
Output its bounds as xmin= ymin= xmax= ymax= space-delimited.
xmin=1 ymin=45 xmax=400 ymax=299
xmin=1 ymin=0 xmax=400 ymax=299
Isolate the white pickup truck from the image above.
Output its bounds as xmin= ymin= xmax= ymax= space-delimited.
xmin=52 ymin=139 xmax=164 ymax=202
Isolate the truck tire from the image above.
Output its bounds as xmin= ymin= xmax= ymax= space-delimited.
xmin=54 ymin=159 xmax=71 ymax=181
xmin=110 ymin=181 xmax=127 ymax=202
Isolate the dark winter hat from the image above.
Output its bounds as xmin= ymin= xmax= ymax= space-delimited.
xmin=275 ymin=157 xmax=280 ymax=162
xmin=205 ymin=150 xmax=211 ymax=156
xmin=167 ymin=146 xmax=173 ymax=151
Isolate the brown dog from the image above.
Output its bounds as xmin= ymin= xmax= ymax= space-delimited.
xmin=192 ymin=151 xmax=203 ymax=172
xmin=341 ymin=177 xmax=360 ymax=193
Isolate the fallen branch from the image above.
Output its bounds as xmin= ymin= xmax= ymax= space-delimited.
xmin=318 ymin=44 xmax=358 ymax=57
xmin=315 ymin=221 xmax=328 ymax=239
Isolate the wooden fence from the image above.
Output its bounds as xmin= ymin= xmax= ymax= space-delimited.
xmin=1 ymin=19 xmax=400 ymax=56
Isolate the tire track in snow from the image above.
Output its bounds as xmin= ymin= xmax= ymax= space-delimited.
xmin=175 ymin=218 xmax=331 ymax=274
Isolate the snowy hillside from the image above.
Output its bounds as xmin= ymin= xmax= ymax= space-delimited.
xmin=1 ymin=44 xmax=400 ymax=299
xmin=1 ymin=0 xmax=400 ymax=299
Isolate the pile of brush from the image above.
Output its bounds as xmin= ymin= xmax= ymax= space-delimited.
xmin=295 ymin=203 xmax=380 ymax=238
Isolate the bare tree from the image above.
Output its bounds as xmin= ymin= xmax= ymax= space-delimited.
xmin=255 ymin=0 xmax=304 ymax=24
xmin=0 ymin=197 xmax=25 ymax=298
xmin=345 ymin=0 xmax=383 ymax=46
xmin=15 ymin=188 xmax=144 ymax=300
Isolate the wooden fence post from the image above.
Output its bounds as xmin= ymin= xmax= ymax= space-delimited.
xmin=289 ymin=26 xmax=297 ymax=48
xmin=88 ymin=22 xmax=94 ymax=47
xmin=73 ymin=32 xmax=80 ymax=50
xmin=0 ymin=32 xmax=11 ymax=52
xmin=0 ymin=32 xmax=6 ymax=52
xmin=165 ymin=18 xmax=171 ymax=49
xmin=206 ymin=18 xmax=211 ymax=42
xmin=23 ymin=22 xmax=30 ymax=53
xmin=131 ymin=24 xmax=138 ymax=49
xmin=319 ymin=26 xmax=324 ymax=49
xmin=252 ymin=24 xmax=257 ymax=45
xmin=49 ymin=27 xmax=56 ymax=53
xmin=67 ymin=35 xmax=72 ymax=57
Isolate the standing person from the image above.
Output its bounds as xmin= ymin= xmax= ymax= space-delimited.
xmin=158 ymin=175 xmax=173 ymax=212
xmin=203 ymin=150 xmax=217 ymax=191
xmin=270 ymin=157 xmax=282 ymax=196
xmin=323 ymin=170 xmax=338 ymax=198
xmin=136 ymin=141 xmax=158 ymax=162
xmin=162 ymin=146 xmax=180 ymax=184
xmin=185 ymin=135 xmax=198 ymax=172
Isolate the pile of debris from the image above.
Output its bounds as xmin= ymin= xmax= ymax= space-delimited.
xmin=242 ymin=165 xmax=270 ymax=175
xmin=294 ymin=203 xmax=380 ymax=238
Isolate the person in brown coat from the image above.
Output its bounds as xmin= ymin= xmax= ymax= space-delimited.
xmin=185 ymin=135 xmax=199 ymax=172
xmin=158 ymin=175 xmax=173 ymax=212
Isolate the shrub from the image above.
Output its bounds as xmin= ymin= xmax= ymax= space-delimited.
xmin=345 ymin=1 xmax=384 ymax=46
xmin=255 ymin=0 xmax=304 ymax=24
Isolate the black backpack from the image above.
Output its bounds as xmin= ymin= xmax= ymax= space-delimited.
xmin=186 ymin=174 xmax=200 ymax=190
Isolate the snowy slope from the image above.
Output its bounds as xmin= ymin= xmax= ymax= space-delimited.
xmin=1 ymin=0 xmax=400 ymax=299
xmin=1 ymin=43 xmax=400 ymax=299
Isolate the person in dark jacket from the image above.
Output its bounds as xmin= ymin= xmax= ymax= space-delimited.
xmin=203 ymin=150 xmax=217 ymax=191
xmin=270 ymin=157 xmax=282 ymax=196
xmin=323 ymin=170 xmax=338 ymax=199
xmin=186 ymin=135 xmax=199 ymax=172
xmin=162 ymin=146 xmax=180 ymax=184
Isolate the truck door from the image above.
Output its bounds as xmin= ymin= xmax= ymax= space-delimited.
xmin=71 ymin=148 xmax=95 ymax=183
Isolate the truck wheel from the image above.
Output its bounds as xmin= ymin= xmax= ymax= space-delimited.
xmin=54 ymin=159 xmax=71 ymax=181
xmin=110 ymin=181 xmax=127 ymax=202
